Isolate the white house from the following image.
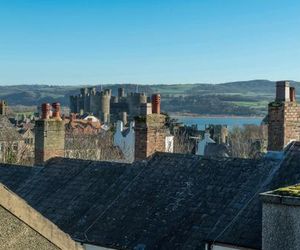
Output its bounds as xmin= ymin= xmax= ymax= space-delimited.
xmin=114 ymin=121 xmax=135 ymax=163
xmin=196 ymin=131 xmax=215 ymax=156
xmin=165 ymin=135 xmax=174 ymax=153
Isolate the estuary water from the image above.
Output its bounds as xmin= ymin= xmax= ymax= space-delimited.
xmin=171 ymin=116 xmax=263 ymax=130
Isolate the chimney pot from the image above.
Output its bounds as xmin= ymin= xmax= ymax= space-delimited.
xmin=41 ymin=103 xmax=51 ymax=119
xmin=52 ymin=102 xmax=61 ymax=120
xmin=290 ymin=87 xmax=296 ymax=102
xmin=151 ymin=94 xmax=161 ymax=114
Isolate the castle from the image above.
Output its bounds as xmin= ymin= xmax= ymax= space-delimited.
xmin=69 ymin=87 xmax=148 ymax=123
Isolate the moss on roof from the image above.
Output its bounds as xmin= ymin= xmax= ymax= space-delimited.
xmin=273 ymin=184 xmax=300 ymax=197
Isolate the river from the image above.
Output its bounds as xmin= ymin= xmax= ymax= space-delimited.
xmin=171 ymin=116 xmax=263 ymax=130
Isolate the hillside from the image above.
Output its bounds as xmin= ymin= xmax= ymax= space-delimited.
xmin=1 ymin=80 xmax=298 ymax=116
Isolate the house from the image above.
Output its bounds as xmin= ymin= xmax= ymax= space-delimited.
xmin=0 ymin=182 xmax=83 ymax=250
xmin=196 ymin=131 xmax=216 ymax=155
xmin=65 ymin=114 xmax=102 ymax=135
xmin=260 ymin=184 xmax=300 ymax=250
xmin=0 ymin=142 xmax=300 ymax=249
xmin=0 ymin=115 xmax=25 ymax=163
xmin=204 ymin=143 xmax=230 ymax=157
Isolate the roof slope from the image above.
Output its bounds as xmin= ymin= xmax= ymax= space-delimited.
xmin=0 ymin=146 xmax=299 ymax=249
xmin=0 ymin=183 xmax=83 ymax=250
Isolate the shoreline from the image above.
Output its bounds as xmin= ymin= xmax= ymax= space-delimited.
xmin=169 ymin=112 xmax=264 ymax=119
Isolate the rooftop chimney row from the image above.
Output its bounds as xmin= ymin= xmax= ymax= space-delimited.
xmin=41 ymin=102 xmax=62 ymax=120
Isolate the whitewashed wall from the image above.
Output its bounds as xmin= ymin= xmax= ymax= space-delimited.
xmin=113 ymin=121 xmax=135 ymax=163
xmin=196 ymin=132 xmax=215 ymax=156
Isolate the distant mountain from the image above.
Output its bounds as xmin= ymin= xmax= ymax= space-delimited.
xmin=1 ymin=80 xmax=298 ymax=116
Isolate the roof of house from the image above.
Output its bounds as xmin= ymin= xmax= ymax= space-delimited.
xmin=0 ymin=182 xmax=83 ymax=250
xmin=0 ymin=143 xmax=300 ymax=249
xmin=64 ymin=119 xmax=102 ymax=137
xmin=204 ymin=143 xmax=230 ymax=157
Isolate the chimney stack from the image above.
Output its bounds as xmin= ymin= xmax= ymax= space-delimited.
xmin=268 ymin=82 xmax=300 ymax=151
xmin=290 ymin=87 xmax=296 ymax=102
xmin=276 ymin=81 xmax=290 ymax=102
xmin=134 ymin=93 xmax=168 ymax=161
xmin=152 ymin=94 xmax=161 ymax=114
xmin=35 ymin=102 xmax=65 ymax=165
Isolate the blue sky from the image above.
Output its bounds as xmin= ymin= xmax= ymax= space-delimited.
xmin=0 ymin=0 xmax=300 ymax=85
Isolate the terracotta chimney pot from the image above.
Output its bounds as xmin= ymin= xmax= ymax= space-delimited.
xmin=52 ymin=102 xmax=62 ymax=120
xmin=41 ymin=103 xmax=51 ymax=119
xmin=290 ymin=87 xmax=296 ymax=102
xmin=151 ymin=94 xmax=161 ymax=114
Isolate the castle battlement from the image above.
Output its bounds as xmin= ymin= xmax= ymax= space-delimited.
xmin=70 ymin=87 xmax=148 ymax=124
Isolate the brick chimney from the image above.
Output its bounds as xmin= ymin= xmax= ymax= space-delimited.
xmin=134 ymin=94 xmax=167 ymax=161
xmin=152 ymin=94 xmax=161 ymax=114
xmin=268 ymin=81 xmax=300 ymax=151
xmin=34 ymin=102 xmax=65 ymax=165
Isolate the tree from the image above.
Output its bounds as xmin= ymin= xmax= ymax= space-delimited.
xmin=228 ymin=125 xmax=267 ymax=159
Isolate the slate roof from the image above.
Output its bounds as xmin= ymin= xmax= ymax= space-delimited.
xmin=204 ymin=143 xmax=230 ymax=157
xmin=0 ymin=183 xmax=83 ymax=250
xmin=0 ymin=143 xmax=300 ymax=249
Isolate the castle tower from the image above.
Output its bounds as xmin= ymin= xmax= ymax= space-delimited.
xmin=0 ymin=100 xmax=7 ymax=116
xmin=99 ymin=89 xmax=111 ymax=123
xmin=134 ymin=94 xmax=166 ymax=161
xmin=34 ymin=103 xmax=65 ymax=165
xmin=268 ymin=81 xmax=300 ymax=151
xmin=118 ymin=87 xmax=125 ymax=98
